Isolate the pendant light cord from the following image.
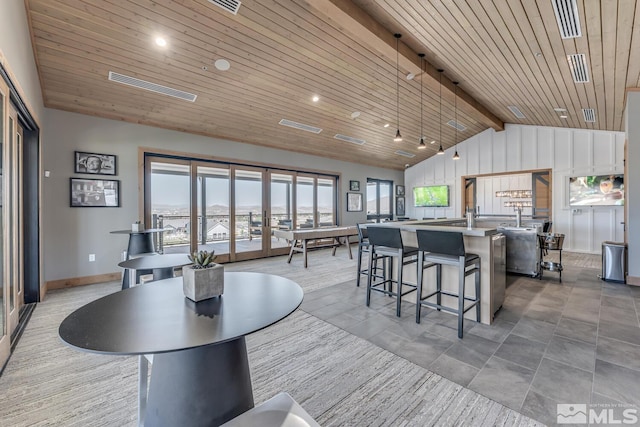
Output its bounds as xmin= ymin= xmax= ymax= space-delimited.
xmin=439 ymin=71 xmax=443 ymax=148
xmin=396 ymin=35 xmax=400 ymax=130
xmin=419 ymin=55 xmax=424 ymax=139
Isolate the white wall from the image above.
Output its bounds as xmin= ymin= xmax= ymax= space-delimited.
xmin=405 ymin=124 xmax=625 ymax=254
xmin=42 ymin=109 xmax=403 ymax=281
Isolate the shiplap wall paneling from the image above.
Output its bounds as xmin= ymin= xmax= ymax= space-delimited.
xmin=505 ymin=126 xmax=522 ymax=172
xmin=537 ymin=128 xmax=554 ymax=169
xmin=573 ymin=131 xmax=592 ymax=169
xmin=521 ymin=126 xmax=538 ymax=171
xmin=478 ymin=131 xmax=493 ymax=174
xmin=493 ymin=130 xmax=507 ymax=172
xmin=554 ymin=129 xmax=572 ymax=170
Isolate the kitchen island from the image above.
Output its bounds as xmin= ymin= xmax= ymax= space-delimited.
xmin=366 ymin=219 xmax=506 ymax=325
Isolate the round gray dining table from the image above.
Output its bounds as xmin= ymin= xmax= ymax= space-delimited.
xmin=59 ymin=272 xmax=304 ymax=427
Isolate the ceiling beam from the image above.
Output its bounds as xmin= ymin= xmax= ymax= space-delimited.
xmin=308 ymin=0 xmax=505 ymax=132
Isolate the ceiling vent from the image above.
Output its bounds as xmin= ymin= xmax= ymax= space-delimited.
xmin=507 ymin=105 xmax=526 ymax=119
xmin=567 ymin=54 xmax=589 ymax=83
xmin=582 ymin=108 xmax=596 ymax=123
xmin=208 ymin=0 xmax=241 ymax=15
xmin=447 ymin=120 xmax=466 ymax=131
xmin=279 ymin=119 xmax=322 ymax=134
xmin=108 ymin=71 xmax=197 ymax=102
xmin=395 ymin=150 xmax=415 ymax=158
xmin=552 ymin=0 xmax=582 ymax=39
xmin=334 ymin=134 xmax=365 ymax=145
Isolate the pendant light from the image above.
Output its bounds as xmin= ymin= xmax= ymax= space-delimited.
xmin=452 ymin=81 xmax=460 ymax=160
xmin=393 ymin=34 xmax=403 ymax=142
xmin=436 ymin=70 xmax=445 ymax=155
xmin=417 ymin=54 xmax=426 ymax=149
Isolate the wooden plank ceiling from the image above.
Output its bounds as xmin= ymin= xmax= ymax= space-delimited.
xmin=25 ymin=0 xmax=640 ymax=170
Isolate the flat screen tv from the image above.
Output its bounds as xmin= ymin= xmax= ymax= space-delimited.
xmin=413 ymin=185 xmax=449 ymax=207
xmin=569 ymin=174 xmax=624 ymax=206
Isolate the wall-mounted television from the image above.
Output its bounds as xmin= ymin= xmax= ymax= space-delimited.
xmin=413 ymin=185 xmax=450 ymax=207
xmin=569 ymin=174 xmax=624 ymax=206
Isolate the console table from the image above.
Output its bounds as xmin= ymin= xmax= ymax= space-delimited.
xmin=59 ymin=272 xmax=303 ymax=427
xmin=110 ymin=228 xmax=171 ymax=289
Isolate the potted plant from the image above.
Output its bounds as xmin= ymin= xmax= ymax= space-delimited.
xmin=182 ymin=250 xmax=224 ymax=302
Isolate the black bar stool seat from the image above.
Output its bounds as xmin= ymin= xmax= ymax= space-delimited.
xmin=366 ymin=226 xmax=418 ymax=317
xmin=415 ymin=229 xmax=481 ymax=338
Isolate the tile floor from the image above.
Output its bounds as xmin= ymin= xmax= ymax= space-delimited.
xmin=301 ymin=264 xmax=640 ymax=425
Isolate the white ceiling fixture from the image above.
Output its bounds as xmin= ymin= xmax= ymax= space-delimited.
xmin=406 ymin=73 xmax=415 ymax=80
xmin=395 ymin=150 xmax=415 ymax=158
xmin=447 ymin=120 xmax=466 ymax=131
xmin=278 ymin=119 xmax=322 ymax=134
xmin=108 ymin=71 xmax=197 ymax=102
xmin=312 ymin=95 xmax=320 ymax=102
xmin=507 ymin=105 xmax=526 ymax=119
xmin=553 ymin=107 xmax=567 ymax=112
xmin=567 ymin=54 xmax=589 ymax=83
xmin=214 ymin=59 xmax=231 ymax=71
xmin=552 ymin=0 xmax=582 ymax=39
xmin=208 ymin=0 xmax=241 ymax=15
xmin=155 ymin=37 xmax=167 ymax=47
xmin=334 ymin=134 xmax=365 ymax=145
xmin=383 ymin=123 xmax=390 ymax=128
xmin=582 ymin=108 xmax=596 ymax=123
xmin=350 ymin=111 xmax=360 ymax=119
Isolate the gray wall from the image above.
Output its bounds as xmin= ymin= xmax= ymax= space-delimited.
xmin=42 ymin=109 xmax=403 ymax=281
xmin=0 ymin=0 xmax=44 ymax=121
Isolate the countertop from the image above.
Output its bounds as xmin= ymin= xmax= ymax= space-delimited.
xmin=366 ymin=218 xmax=499 ymax=237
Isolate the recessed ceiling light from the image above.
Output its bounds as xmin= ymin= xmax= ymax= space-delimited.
xmin=312 ymin=95 xmax=320 ymax=102
xmin=406 ymin=73 xmax=415 ymax=80
xmin=350 ymin=111 xmax=361 ymax=119
xmin=214 ymin=59 xmax=230 ymax=71
xmin=554 ymin=107 xmax=567 ymax=112
xmin=430 ymin=140 xmax=435 ymax=144
xmin=383 ymin=123 xmax=390 ymax=128
xmin=155 ymin=37 xmax=167 ymax=47
xmin=535 ymin=52 xmax=542 ymax=57
xmin=560 ymin=115 xmax=568 ymax=119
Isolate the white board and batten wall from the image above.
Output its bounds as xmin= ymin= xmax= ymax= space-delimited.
xmin=405 ymin=124 xmax=625 ymax=254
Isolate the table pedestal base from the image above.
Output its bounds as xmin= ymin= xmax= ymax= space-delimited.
xmin=145 ymin=337 xmax=254 ymax=426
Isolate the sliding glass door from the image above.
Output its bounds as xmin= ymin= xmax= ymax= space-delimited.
xmin=146 ymin=156 xmax=337 ymax=261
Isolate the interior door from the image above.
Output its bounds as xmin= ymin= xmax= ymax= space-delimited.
xmin=464 ymin=177 xmax=477 ymax=215
xmin=6 ymin=104 xmax=19 ymax=334
xmin=0 ymin=76 xmax=10 ymax=367
xmin=532 ymin=171 xmax=551 ymax=219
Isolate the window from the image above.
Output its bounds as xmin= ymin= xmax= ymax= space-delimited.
xmin=366 ymin=178 xmax=393 ymax=222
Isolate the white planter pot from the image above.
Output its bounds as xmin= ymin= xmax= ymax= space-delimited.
xmin=182 ymin=264 xmax=224 ymax=302
xmin=132 ymin=223 xmax=142 ymax=232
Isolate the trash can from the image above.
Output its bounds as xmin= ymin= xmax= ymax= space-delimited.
xmin=602 ymin=241 xmax=627 ymax=283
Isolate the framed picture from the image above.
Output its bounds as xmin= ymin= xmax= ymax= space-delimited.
xmin=346 ymin=192 xmax=363 ymax=212
xmin=396 ymin=185 xmax=405 ymax=196
xmin=349 ymin=180 xmax=360 ymax=191
xmin=70 ymin=178 xmax=120 ymax=207
xmin=396 ymin=197 xmax=405 ymax=216
xmin=74 ymin=151 xmax=117 ymax=175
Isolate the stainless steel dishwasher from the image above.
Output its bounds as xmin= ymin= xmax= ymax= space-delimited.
xmin=492 ymin=233 xmax=506 ymax=317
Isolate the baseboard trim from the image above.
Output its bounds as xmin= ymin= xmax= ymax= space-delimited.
xmin=626 ymin=275 xmax=640 ymax=286
xmin=46 ymin=272 xmax=121 ymax=290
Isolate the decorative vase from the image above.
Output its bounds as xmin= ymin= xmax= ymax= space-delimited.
xmin=182 ymin=264 xmax=224 ymax=302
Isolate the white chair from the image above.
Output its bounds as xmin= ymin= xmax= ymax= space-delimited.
xmin=221 ymin=392 xmax=320 ymax=427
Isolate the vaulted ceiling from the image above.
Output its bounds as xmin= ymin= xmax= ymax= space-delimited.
xmin=25 ymin=0 xmax=640 ymax=170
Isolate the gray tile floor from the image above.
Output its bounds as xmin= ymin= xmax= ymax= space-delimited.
xmin=301 ymin=264 xmax=640 ymax=426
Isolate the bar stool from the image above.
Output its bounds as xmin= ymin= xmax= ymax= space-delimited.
xmin=415 ymin=229 xmax=481 ymax=338
xmin=356 ymin=224 xmax=385 ymax=287
xmin=366 ymin=226 xmax=418 ymax=317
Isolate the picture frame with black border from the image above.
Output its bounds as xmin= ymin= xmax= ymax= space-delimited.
xmin=396 ymin=196 xmax=405 ymax=216
xmin=346 ymin=192 xmax=363 ymax=212
xmin=70 ymin=178 xmax=120 ymax=207
xmin=74 ymin=151 xmax=117 ymax=175
xmin=396 ymin=185 xmax=405 ymax=197
xmin=349 ymin=180 xmax=360 ymax=191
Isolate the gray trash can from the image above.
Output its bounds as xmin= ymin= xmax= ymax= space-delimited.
xmin=602 ymin=241 xmax=627 ymax=283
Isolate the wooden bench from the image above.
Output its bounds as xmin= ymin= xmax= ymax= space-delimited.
xmin=273 ymin=226 xmax=358 ymax=268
